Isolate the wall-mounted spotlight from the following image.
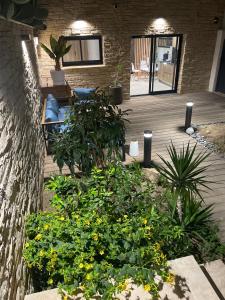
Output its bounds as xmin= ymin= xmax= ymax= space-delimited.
xmin=21 ymin=34 xmax=31 ymax=41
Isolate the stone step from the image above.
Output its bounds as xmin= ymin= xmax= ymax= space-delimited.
xmin=25 ymin=255 xmax=220 ymax=300
xmin=202 ymin=259 xmax=225 ymax=299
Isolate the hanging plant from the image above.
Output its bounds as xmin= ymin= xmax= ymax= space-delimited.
xmin=0 ymin=0 xmax=48 ymax=30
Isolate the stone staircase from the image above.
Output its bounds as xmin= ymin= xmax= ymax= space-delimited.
xmin=25 ymin=255 xmax=225 ymax=300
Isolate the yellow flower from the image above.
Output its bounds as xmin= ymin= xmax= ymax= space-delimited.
xmin=154 ymin=242 xmax=161 ymax=251
xmin=85 ymin=263 xmax=93 ymax=270
xmin=143 ymin=219 xmax=148 ymax=225
xmin=63 ymin=296 xmax=68 ymax=300
xmin=92 ymin=233 xmax=99 ymax=241
xmin=96 ymin=218 xmax=102 ymax=225
xmin=118 ymin=282 xmax=127 ymax=291
xmin=48 ymin=278 xmax=53 ymax=285
xmin=25 ymin=242 xmax=30 ymax=248
xmin=79 ymin=263 xmax=84 ymax=269
xmin=38 ymin=250 xmax=45 ymax=257
xmin=34 ymin=233 xmax=42 ymax=241
xmin=85 ymin=220 xmax=90 ymax=226
xmin=99 ymin=250 xmax=104 ymax=255
xmin=59 ymin=216 xmax=65 ymax=221
xmin=166 ymin=273 xmax=175 ymax=285
xmin=85 ymin=273 xmax=93 ymax=281
xmin=144 ymin=284 xmax=151 ymax=292
xmin=44 ymin=224 xmax=50 ymax=230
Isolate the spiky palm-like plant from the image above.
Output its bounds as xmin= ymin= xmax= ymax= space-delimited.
xmin=157 ymin=142 xmax=211 ymax=201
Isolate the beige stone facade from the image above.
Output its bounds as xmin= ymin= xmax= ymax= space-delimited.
xmin=0 ymin=19 xmax=44 ymax=300
xmin=38 ymin=0 xmax=225 ymax=99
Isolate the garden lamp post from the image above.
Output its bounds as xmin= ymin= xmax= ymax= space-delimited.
xmin=143 ymin=130 xmax=152 ymax=168
xmin=185 ymin=102 xmax=194 ymax=130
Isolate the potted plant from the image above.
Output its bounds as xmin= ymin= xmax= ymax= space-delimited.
xmin=110 ymin=63 xmax=124 ymax=105
xmin=40 ymin=35 xmax=71 ymax=86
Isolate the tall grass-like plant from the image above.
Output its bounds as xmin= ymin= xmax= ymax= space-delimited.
xmin=157 ymin=142 xmax=211 ymax=201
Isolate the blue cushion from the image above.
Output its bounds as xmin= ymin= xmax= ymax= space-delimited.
xmin=58 ymin=106 xmax=71 ymax=121
xmin=46 ymin=94 xmax=59 ymax=114
xmin=73 ymin=88 xmax=95 ymax=100
xmin=45 ymin=108 xmax=59 ymax=122
xmin=45 ymin=108 xmax=59 ymax=133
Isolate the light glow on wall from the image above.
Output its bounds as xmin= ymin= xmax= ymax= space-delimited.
xmin=71 ymin=20 xmax=92 ymax=32
xmin=33 ymin=37 xmax=39 ymax=47
xmin=152 ymin=18 xmax=168 ymax=31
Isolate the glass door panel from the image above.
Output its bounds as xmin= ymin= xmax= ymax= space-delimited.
xmin=130 ymin=37 xmax=152 ymax=96
xmin=151 ymin=36 xmax=180 ymax=93
xmin=130 ymin=34 xmax=182 ymax=97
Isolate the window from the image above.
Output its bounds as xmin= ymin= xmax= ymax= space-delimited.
xmin=62 ymin=35 xmax=103 ymax=66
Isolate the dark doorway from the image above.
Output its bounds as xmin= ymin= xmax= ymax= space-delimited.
xmin=216 ymin=39 xmax=225 ymax=94
xmin=130 ymin=34 xmax=183 ymax=96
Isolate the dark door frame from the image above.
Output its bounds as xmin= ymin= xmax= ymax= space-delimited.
xmin=130 ymin=33 xmax=183 ymax=96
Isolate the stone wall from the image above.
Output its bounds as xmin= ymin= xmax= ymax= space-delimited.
xmin=0 ymin=19 xmax=44 ymax=300
xmin=38 ymin=0 xmax=225 ymax=99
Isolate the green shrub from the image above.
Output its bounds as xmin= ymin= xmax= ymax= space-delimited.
xmin=24 ymin=164 xmax=177 ymax=299
xmin=157 ymin=143 xmax=225 ymax=262
xmin=52 ymin=89 xmax=130 ymax=174
xmin=24 ymin=163 xmax=224 ymax=299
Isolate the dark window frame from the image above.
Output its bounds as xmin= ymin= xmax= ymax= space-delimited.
xmin=62 ymin=35 xmax=103 ymax=67
xmin=130 ymin=33 xmax=183 ymax=96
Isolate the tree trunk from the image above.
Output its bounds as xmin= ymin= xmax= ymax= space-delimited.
xmin=55 ymin=59 xmax=61 ymax=71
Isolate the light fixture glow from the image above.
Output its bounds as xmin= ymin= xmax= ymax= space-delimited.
xmin=152 ymin=18 xmax=168 ymax=31
xmin=186 ymin=102 xmax=194 ymax=107
xmin=144 ymin=131 xmax=153 ymax=138
xmin=33 ymin=36 xmax=39 ymax=47
xmin=129 ymin=141 xmax=139 ymax=157
xmin=72 ymin=20 xmax=90 ymax=30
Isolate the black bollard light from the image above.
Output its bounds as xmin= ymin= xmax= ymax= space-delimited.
xmin=143 ymin=130 xmax=152 ymax=168
xmin=185 ymin=102 xmax=194 ymax=130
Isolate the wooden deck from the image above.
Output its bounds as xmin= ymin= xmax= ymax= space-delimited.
xmin=44 ymin=91 xmax=225 ymax=241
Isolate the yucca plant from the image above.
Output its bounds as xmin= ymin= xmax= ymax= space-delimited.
xmin=167 ymin=192 xmax=214 ymax=231
xmin=157 ymin=142 xmax=211 ymax=201
xmin=40 ymin=35 xmax=71 ymax=71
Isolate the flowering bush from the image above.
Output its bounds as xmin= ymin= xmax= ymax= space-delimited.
xmin=24 ymin=164 xmax=176 ymax=299
xmin=24 ymin=163 xmax=224 ymax=299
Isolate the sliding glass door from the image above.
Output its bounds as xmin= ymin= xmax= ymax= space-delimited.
xmin=130 ymin=34 xmax=182 ymax=96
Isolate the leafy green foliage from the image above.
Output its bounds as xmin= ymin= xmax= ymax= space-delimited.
xmin=157 ymin=143 xmax=225 ymax=262
xmin=24 ymin=164 xmax=172 ymax=299
xmin=52 ymin=89 xmax=130 ymax=174
xmin=157 ymin=142 xmax=211 ymax=201
xmin=24 ymin=163 xmax=225 ymax=298
xmin=40 ymin=35 xmax=71 ymax=70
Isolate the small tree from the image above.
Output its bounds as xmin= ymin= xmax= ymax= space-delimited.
xmin=52 ymin=89 xmax=130 ymax=174
xmin=40 ymin=35 xmax=71 ymax=71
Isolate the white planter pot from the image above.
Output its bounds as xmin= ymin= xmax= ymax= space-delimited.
xmin=50 ymin=70 xmax=65 ymax=86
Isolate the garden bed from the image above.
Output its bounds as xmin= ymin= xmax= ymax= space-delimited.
xmin=190 ymin=122 xmax=225 ymax=157
xmin=24 ymin=144 xmax=225 ymax=299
